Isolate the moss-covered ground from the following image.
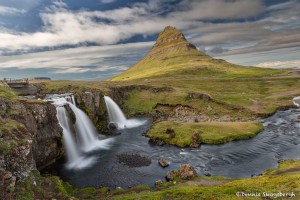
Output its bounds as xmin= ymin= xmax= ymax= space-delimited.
xmin=147 ymin=121 xmax=263 ymax=147
xmin=0 ymin=85 xmax=18 ymax=101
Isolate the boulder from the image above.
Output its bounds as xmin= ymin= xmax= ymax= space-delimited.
xmin=188 ymin=93 xmax=211 ymax=101
xmin=189 ymin=131 xmax=201 ymax=148
xmin=165 ymin=164 xmax=198 ymax=181
xmin=166 ymin=128 xmax=176 ymax=138
xmin=155 ymin=180 xmax=164 ymax=187
xmin=204 ymin=171 xmax=211 ymax=177
xmin=158 ymin=159 xmax=170 ymax=168
xmin=108 ymin=122 xmax=118 ymax=131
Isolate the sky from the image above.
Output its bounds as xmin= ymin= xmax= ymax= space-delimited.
xmin=0 ymin=0 xmax=299 ymax=80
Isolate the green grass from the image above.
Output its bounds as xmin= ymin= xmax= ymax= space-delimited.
xmin=147 ymin=121 xmax=263 ymax=147
xmin=120 ymin=77 xmax=300 ymax=117
xmin=0 ymin=86 xmax=18 ymax=101
xmin=112 ymin=160 xmax=300 ymax=200
xmin=0 ymin=119 xmax=27 ymax=155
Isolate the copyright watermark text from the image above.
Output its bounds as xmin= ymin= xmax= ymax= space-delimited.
xmin=236 ymin=191 xmax=296 ymax=198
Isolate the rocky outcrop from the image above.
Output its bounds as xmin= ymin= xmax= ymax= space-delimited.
xmin=0 ymin=98 xmax=63 ymax=180
xmin=190 ymin=131 xmax=202 ymax=148
xmin=74 ymin=91 xmax=109 ymax=133
xmin=148 ymin=26 xmax=197 ymax=59
xmin=165 ymin=164 xmax=198 ymax=181
xmin=74 ymin=85 xmax=174 ymax=133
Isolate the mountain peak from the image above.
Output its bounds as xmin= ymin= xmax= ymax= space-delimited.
xmin=152 ymin=26 xmax=197 ymax=50
xmin=109 ymin=26 xmax=213 ymax=81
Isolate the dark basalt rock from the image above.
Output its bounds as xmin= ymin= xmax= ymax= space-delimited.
xmin=108 ymin=122 xmax=118 ymax=131
xmin=64 ymin=104 xmax=76 ymax=124
xmin=117 ymin=153 xmax=151 ymax=168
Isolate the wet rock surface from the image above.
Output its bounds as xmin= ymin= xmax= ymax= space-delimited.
xmin=117 ymin=153 xmax=151 ymax=168
xmin=166 ymin=164 xmax=198 ymax=181
xmin=75 ymin=91 xmax=109 ymax=133
xmin=158 ymin=159 xmax=170 ymax=168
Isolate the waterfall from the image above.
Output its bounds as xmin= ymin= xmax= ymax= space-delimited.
xmin=56 ymin=107 xmax=80 ymax=164
xmin=51 ymin=94 xmax=113 ymax=169
xmin=71 ymin=95 xmax=76 ymax=106
xmin=104 ymin=96 xmax=127 ymax=127
xmin=68 ymin=103 xmax=109 ymax=152
xmin=293 ymin=96 xmax=300 ymax=107
xmin=104 ymin=96 xmax=146 ymax=129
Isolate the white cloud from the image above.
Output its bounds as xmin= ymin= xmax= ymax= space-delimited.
xmin=0 ymin=5 xmax=25 ymax=15
xmin=0 ymin=0 xmax=266 ymax=53
xmin=0 ymin=41 xmax=153 ymax=73
xmin=0 ymin=0 xmax=299 ymax=63
xmin=255 ymin=60 xmax=300 ymax=69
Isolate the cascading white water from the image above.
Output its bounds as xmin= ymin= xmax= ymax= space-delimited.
xmin=50 ymin=94 xmax=113 ymax=169
xmin=68 ymin=103 xmax=112 ymax=152
xmin=71 ymin=95 xmax=76 ymax=106
xmin=293 ymin=96 xmax=300 ymax=107
xmin=104 ymin=96 xmax=127 ymax=127
xmin=104 ymin=96 xmax=146 ymax=129
xmin=56 ymin=106 xmax=80 ymax=164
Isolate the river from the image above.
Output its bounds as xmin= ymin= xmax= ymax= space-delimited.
xmin=43 ymin=107 xmax=300 ymax=189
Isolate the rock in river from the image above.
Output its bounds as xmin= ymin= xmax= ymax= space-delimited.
xmin=158 ymin=159 xmax=170 ymax=168
xmin=166 ymin=164 xmax=198 ymax=181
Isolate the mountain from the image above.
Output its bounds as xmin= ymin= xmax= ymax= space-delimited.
xmin=109 ymin=26 xmax=279 ymax=81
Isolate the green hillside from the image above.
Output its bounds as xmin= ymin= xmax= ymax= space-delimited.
xmin=110 ymin=26 xmax=286 ymax=81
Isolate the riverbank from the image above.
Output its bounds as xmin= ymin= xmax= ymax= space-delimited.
xmin=13 ymin=159 xmax=300 ymax=199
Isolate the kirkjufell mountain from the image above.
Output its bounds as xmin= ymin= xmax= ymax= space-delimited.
xmin=110 ymin=26 xmax=276 ymax=81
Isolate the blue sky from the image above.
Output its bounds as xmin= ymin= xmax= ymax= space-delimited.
xmin=0 ymin=0 xmax=299 ymax=80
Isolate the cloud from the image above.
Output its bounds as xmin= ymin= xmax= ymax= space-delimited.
xmin=173 ymin=0 xmax=263 ymax=20
xmin=100 ymin=0 xmax=115 ymax=4
xmin=0 ymin=41 xmax=153 ymax=73
xmin=0 ymin=0 xmax=41 ymax=12
xmin=0 ymin=0 xmax=299 ymax=64
xmin=0 ymin=0 xmax=265 ymax=53
xmin=255 ymin=60 xmax=300 ymax=69
xmin=0 ymin=5 xmax=26 ymax=15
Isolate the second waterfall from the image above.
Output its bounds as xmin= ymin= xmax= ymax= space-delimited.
xmin=104 ymin=96 xmax=146 ymax=129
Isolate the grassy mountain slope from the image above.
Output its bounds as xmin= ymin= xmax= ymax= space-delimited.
xmin=109 ymin=26 xmax=286 ymax=81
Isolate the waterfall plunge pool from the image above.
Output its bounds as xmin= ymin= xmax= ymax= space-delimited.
xmin=43 ymin=104 xmax=300 ymax=189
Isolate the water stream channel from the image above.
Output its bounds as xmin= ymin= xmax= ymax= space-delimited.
xmin=43 ymin=94 xmax=300 ymax=189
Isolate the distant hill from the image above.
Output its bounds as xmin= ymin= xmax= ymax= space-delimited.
xmin=109 ymin=26 xmax=281 ymax=81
